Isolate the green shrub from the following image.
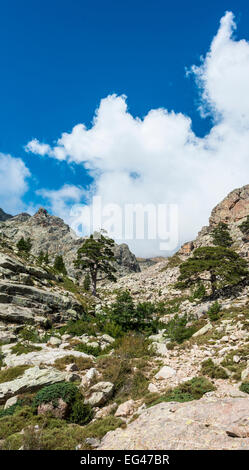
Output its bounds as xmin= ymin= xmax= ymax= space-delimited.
xmin=211 ymin=222 xmax=233 ymax=247
xmin=191 ymin=283 xmax=206 ymax=300
xmin=0 ymin=400 xmax=23 ymax=418
xmin=17 ymin=237 xmax=32 ymax=253
xmin=61 ymin=319 xmax=96 ymax=337
xmin=53 ymin=255 xmax=67 ymax=275
xmin=208 ymin=301 xmax=221 ymax=322
xmin=11 ymin=343 xmax=42 ymax=356
xmin=69 ymin=400 xmax=93 ymax=425
xmin=164 ymin=314 xmax=196 ymax=344
xmin=33 ymin=382 xmax=79 ymax=409
xmin=114 ymin=333 xmax=153 ymax=359
xmin=109 ymin=291 xmax=135 ymax=331
xmin=83 ymin=273 xmax=91 ymax=291
xmin=239 ymin=382 xmax=249 ymax=394
xmin=146 ymin=377 xmax=215 ymax=407
xmin=74 ymin=342 xmax=102 ymax=356
xmin=200 ymin=358 xmax=228 ymax=379
xmin=239 ymin=216 xmax=249 ymax=236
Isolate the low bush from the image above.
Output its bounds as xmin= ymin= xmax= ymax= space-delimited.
xmin=145 ymin=377 xmax=215 ymax=407
xmin=0 ymin=400 xmax=23 ymax=418
xmin=239 ymin=382 xmax=249 ymax=394
xmin=11 ymin=343 xmax=42 ymax=356
xmin=208 ymin=301 xmax=221 ymax=322
xmin=61 ymin=319 xmax=96 ymax=338
xmin=74 ymin=342 xmax=103 ymax=357
xmin=200 ymin=358 xmax=228 ymax=379
xmin=33 ymin=382 xmax=79 ymax=409
xmin=164 ymin=314 xmax=196 ymax=344
xmin=0 ymin=365 xmax=30 ymax=384
xmin=54 ymin=355 xmax=93 ymax=371
xmin=114 ymin=333 xmax=153 ymax=359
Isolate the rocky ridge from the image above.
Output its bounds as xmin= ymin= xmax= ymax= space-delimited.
xmin=0 ymin=207 xmax=140 ymax=278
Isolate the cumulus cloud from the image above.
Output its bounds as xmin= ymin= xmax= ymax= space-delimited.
xmin=25 ymin=12 xmax=249 ymax=256
xmin=36 ymin=184 xmax=86 ymax=225
xmin=0 ymin=153 xmax=30 ymax=214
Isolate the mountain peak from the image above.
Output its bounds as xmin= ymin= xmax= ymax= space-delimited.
xmin=0 ymin=208 xmax=13 ymax=222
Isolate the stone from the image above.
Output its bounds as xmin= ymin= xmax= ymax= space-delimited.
xmin=101 ymin=334 xmax=115 ymax=344
xmin=3 ymin=346 xmax=94 ymax=367
xmin=81 ymin=368 xmax=100 ymax=387
xmin=0 ymin=366 xmax=66 ymax=404
xmin=4 ymin=395 xmax=18 ymax=409
xmin=48 ymin=336 xmax=62 ymax=346
xmin=241 ymin=367 xmax=249 ymax=381
xmin=95 ymin=403 xmax=117 ymax=419
xmin=151 ymin=342 xmax=168 ymax=357
xmin=115 ymin=400 xmax=135 ymax=418
xmin=233 ymin=355 xmax=240 ymax=363
xmin=84 ymin=381 xmax=114 ymax=407
xmin=37 ymin=398 xmax=68 ymax=419
xmin=155 ymin=366 xmax=176 ymax=380
xmin=148 ymin=383 xmax=159 ymax=393
xmin=192 ymin=323 xmax=213 ymax=337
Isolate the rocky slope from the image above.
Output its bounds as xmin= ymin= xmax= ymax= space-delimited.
xmin=0 ymin=207 xmax=140 ymax=278
xmin=1 ymin=184 xmax=249 ymax=450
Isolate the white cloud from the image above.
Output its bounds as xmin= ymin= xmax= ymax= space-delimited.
xmin=36 ymin=184 xmax=86 ymax=224
xmin=0 ymin=153 xmax=30 ymax=214
xmin=25 ymin=11 xmax=249 ymax=256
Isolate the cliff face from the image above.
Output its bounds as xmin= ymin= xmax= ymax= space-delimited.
xmin=0 ymin=208 xmax=12 ymax=222
xmin=178 ymin=184 xmax=249 ymax=258
xmin=0 ymin=207 xmax=140 ymax=277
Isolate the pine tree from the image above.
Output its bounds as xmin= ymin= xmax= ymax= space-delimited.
xmin=74 ymin=233 xmax=116 ymax=296
xmin=17 ymin=237 xmax=32 ymax=253
xmin=43 ymin=252 xmax=49 ymax=264
xmin=211 ymin=222 xmax=233 ymax=247
xmin=177 ymin=246 xmax=248 ymax=296
xmin=83 ymin=273 xmax=91 ymax=291
xmin=239 ymin=216 xmax=249 ymax=236
xmin=37 ymin=251 xmax=44 ymax=264
xmin=54 ymin=255 xmax=67 ymax=275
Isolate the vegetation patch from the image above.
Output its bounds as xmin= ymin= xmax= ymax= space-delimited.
xmin=239 ymin=382 xmax=249 ymax=394
xmin=200 ymin=358 xmax=228 ymax=379
xmin=145 ymin=377 xmax=215 ymax=407
xmin=11 ymin=343 xmax=42 ymax=356
xmin=54 ymin=355 xmax=94 ymax=371
xmin=0 ymin=365 xmax=30 ymax=384
xmin=164 ymin=314 xmax=197 ymax=344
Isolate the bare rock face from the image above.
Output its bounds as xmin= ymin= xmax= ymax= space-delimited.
xmin=210 ymin=184 xmax=249 ymax=225
xmin=178 ymin=184 xmax=249 ymax=258
xmin=0 ymin=208 xmax=12 ymax=222
xmin=98 ymin=393 xmax=249 ymax=450
xmin=0 ymin=207 xmax=140 ymax=277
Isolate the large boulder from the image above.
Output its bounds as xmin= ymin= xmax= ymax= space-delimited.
xmin=84 ymin=381 xmax=114 ymax=407
xmin=98 ymin=392 xmax=249 ymax=450
xmin=0 ymin=366 xmax=66 ymax=404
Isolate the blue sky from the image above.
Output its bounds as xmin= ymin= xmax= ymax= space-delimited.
xmin=1 ymin=1 xmax=249 ymax=255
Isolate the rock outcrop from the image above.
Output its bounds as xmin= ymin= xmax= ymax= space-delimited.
xmin=0 ymin=207 xmax=140 ymax=277
xmin=178 ymin=184 xmax=249 ymax=258
xmin=0 ymin=209 xmax=12 ymax=222
xmin=0 ymin=366 xmax=67 ymax=404
xmin=98 ymin=390 xmax=249 ymax=450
